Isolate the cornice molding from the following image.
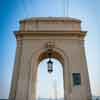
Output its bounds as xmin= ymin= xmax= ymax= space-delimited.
xmin=15 ymin=30 xmax=86 ymax=39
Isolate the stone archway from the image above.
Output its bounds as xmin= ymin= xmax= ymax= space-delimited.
xmin=9 ymin=17 xmax=91 ymax=100
xmin=28 ymin=46 xmax=71 ymax=100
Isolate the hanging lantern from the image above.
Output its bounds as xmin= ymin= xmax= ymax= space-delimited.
xmin=47 ymin=49 xmax=53 ymax=73
xmin=47 ymin=59 xmax=53 ymax=73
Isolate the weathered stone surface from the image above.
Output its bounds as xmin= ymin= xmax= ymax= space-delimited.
xmin=19 ymin=17 xmax=81 ymax=31
xmin=9 ymin=17 xmax=91 ymax=100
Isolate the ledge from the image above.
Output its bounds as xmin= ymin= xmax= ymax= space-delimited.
xmin=14 ymin=30 xmax=87 ymax=39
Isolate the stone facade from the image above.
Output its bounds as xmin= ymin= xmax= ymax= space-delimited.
xmin=9 ymin=17 xmax=91 ymax=100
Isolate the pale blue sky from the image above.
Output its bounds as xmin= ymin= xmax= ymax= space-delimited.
xmin=0 ymin=0 xmax=100 ymax=99
xmin=37 ymin=58 xmax=64 ymax=98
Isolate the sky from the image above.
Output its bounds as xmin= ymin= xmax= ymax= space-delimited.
xmin=37 ymin=58 xmax=64 ymax=98
xmin=0 ymin=0 xmax=100 ymax=99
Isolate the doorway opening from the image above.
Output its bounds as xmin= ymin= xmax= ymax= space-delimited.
xmin=36 ymin=58 xmax=64 ymax=100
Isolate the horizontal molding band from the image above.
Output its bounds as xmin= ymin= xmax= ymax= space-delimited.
xmin=15 ymin=30 xmax=86 ymax=38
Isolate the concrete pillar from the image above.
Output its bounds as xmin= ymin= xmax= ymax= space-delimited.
xmin=9 ymin=39 xmax=22 ymax=100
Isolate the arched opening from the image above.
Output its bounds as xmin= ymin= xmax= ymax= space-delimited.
xmin=30 ymin=49 xmax=71 ymax=100
xmin=36 ymin=51 xmax=64 ymax=100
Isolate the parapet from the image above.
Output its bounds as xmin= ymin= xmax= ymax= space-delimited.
xmin=19 ymin=17 xmax=81 ymax=31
